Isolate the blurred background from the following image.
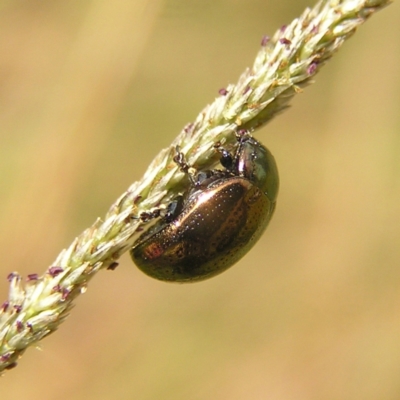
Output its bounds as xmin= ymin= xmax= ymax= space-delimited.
xmin=1 ymin=0 xmax=400 ymax=399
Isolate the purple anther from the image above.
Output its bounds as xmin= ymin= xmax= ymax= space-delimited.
xmin=261 ymin=35 xmax=270 ymax=47
xmin=0 ymin=353 xmax=11 ymax=362
xmin=1 ymin=301 xmax=9 ymax=312
xmin=52 ymin=284 xmax=61 ymax=293
xmin=16 ymin=320 xmax=24 ymax=332
xmin=61 ymin=288 xmax=70 ymax=301
xmin=133 ymin=195 xmax=142 ymax=205
xmin=107 ymin=262 xmax=119 ymax=271
xmin=27 ymin=274 xmax=39 ymax=282
xmin=184 ymin=123 xmax=194 ymax=133
xmin=307 ymin=62 xmax=318 ymax=75
xmin=279 ymin=38 xmax=291 ymax=45
xmin=14 ymin=305 xmax=22 ymax=313
xmin=48 ymin=266 xmax=64 ymax=278
xmin=7 ymin=272 xmax=18 ymax=282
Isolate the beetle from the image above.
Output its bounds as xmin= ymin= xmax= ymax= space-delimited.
xmin=130 ymin=132 xmax=279 ymax=282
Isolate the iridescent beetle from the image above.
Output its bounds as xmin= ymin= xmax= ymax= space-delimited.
xmin=130 ymin=132 xmax=279 ymax=282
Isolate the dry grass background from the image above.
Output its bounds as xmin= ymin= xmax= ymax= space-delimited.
xmin=1 ymin=0 xmax=399 ymax=399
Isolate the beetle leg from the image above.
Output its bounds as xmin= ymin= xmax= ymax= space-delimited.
xmin=214 ymin=141 xmax=235 ymax=171
xmin=129 ymin=206 xmax=164 ymax=224
xmin=173 ymin=145 xmax=197 ymax=184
